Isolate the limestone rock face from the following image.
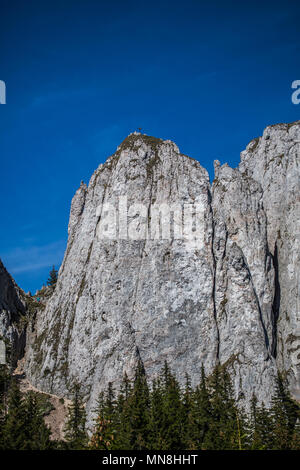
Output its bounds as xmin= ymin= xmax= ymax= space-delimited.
xmin=24 ymin=124 xmax=300 ymax=424
xmin=212 ymin=163 xmax=277 ymax=405
xmin=238 ymin=121 xmax=300 ymax=399
xmin=0 ymin=259 xmax=27 ymax=366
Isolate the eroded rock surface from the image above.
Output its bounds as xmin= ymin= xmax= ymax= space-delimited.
xmin=238 ymin=122 xmax=300 ymax=399
xmin=24 ymin=123 xmax=300 ymax=424
xmin=0 ymin=259 xmax=27 ymax=366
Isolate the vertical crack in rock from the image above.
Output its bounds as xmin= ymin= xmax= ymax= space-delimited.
xmin=134 ymin=345 xmax=145 ymax=371
xmin=271 ymin=242 xmax=280 ymax=358
xmin=210 ymin=206 xmax=220 ymax=363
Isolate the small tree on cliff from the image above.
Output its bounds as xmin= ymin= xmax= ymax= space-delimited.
xmin=47 ymin=265 xmax=58 ymax=287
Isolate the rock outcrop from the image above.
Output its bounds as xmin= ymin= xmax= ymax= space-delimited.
xmin=0 ymin=259 xmax=27 ymax=367
xmin=238 ymin=122 xmax=300 ymax=400
xmin=24 ymin=123 xmax=300 ymax=425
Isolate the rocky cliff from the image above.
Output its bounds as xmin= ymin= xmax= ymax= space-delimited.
xmin=0 ymin=259 xmax=27 ymax=367
xmin=23 ymin=122 xmax=300 ymax=425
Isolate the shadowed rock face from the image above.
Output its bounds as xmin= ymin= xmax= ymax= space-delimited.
xmin=0 ymin=259 xmax=27 ymax=367
xmin=24 ymin=123 xmax=300 ymax=424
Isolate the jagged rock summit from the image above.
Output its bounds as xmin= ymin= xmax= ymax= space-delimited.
xmin=21 ymin=122 xmax=299 ymax=425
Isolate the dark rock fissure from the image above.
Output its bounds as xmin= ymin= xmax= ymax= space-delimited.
xmin=210 ymin=207 xmax=220 ymax=363
xmin=271 ymin=242 xmax=281 ymax=358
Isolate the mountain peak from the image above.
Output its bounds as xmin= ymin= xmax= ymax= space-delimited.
xmin=19 ymin=121 xmax=300 ymax=428
xmin=117 ymin=133 xmax=165 ymax=154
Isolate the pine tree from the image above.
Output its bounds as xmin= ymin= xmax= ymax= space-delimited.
xmin=47 ymin=265 xmax=58 ymax=287
xmin=203 ymin=365 xmax=224 ymax=449
xmin=269 ymin=372 xmax=300 ymax=449
xmin=127 ymin=360 xmax=150 ymax=450
xmin=89 ymin=391 xmax=109 ymax=450
xmin=159 ymin=362 xmax=184 ymax=449
xmin=70 ymin=363 xmax=300 ymax=451
xmin=188 ymin=364 xmax=212 ymax=450
xmin=203 ymin=365 xmax=248 ymax=450
xmin=114 ymin=373 xmax=133 ymax=449
xmin=0 ymin=365 xmax=9 ymax=450
xmin=89 ymin=384 xmax=118 ymax=450
xmin=64 ymin=383 xmax=87 ymax=449
xmin=182 ymin=373 xmax=196 ymax=449
xmin=148 ymin=377 xmax=165 ymax=449
xmin=3 ymin=378 xmax=27 ymax=449
xmin=22 ymin=391 xmax=52 ymax=449
xmin=290 ymin=417 xmax=300 ymax=450
xmin=249 ymin=395 xmax=273 ymax=450
xmin=0 ymin=364 xmax=9 ymax=404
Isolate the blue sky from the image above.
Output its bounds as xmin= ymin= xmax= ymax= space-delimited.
xmin=0 ymin=0 xmax=299 ymax=293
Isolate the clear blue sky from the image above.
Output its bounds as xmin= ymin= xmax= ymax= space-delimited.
xmin=0 ymin=0 xmax=299 ymax=293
